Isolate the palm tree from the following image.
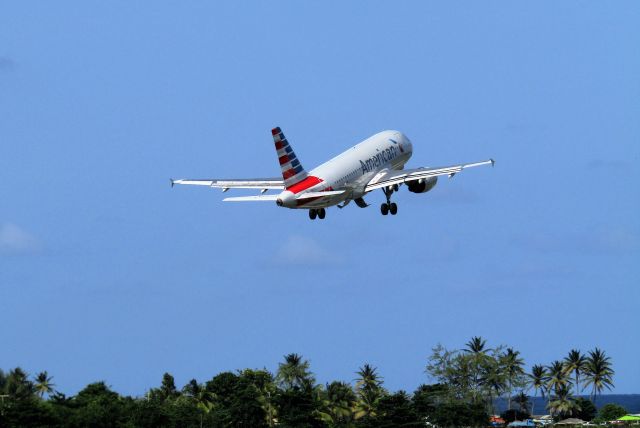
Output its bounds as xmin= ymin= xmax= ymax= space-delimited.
xmin=5 ymin=367 xmax=35 ymax=399
xmin=548 ymin=384 xmax=579 ymax=419
xmin=465 ymin=336 xmax=488 ymax=354
xmin=513 ymin=391 xmax=531 ymax=414
xmin=583 ymin=348 xmax=614 ymax=405
xmin=564 ymin=350 xmax=587 ymax=397
xmin=354 ymin=364 xmax=384 ymax=420
xmin=481 ymin=358 xmax=507 ymax=415
xmin=546 ymin=361 xmax=571 ymax=395
xmin=319 ymin=381 xmax=356 ymax=426
xmin=464 ymin=336 xmax=492 ymax=404
xmin=192 ymin=385 xmax=215 ymax=428
xmin=529 ymin=364 xmax=547 ymax=415
xmin=34 ymin=371 xmax=55 ymax=398
xmin=502 ymin=348 xmax=525 ymax=410
xmin=276 ymin=353 xmax=315 ymax=391
xmin=355 ymin=364 xmax=383 ymax=394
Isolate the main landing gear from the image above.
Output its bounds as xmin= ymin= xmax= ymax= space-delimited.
xmin=380 ymin=185 xmax=399 ymax=216
xmin=308 ymin=208 xmax=326 ymax=220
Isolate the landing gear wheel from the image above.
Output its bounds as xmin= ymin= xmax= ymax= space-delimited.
xmin=318 ymin=208 xmax=326 ymax=219
xmin=380 ymin=203 xmax=389 ymax=215
xmin=309 ymin=209 xmax=317 ymax=220
xmin=389 ymin=202 xmax=398 ymax=215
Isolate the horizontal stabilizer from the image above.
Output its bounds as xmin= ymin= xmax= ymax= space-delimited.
xmin=223 ymin=195 xmax=279 ymax=202
xmin=172 ymin=178 xmax=284 ymax=190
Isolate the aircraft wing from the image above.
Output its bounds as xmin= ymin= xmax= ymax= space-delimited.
xmin=171 ymin=178 xmax=285 ymax=190
xmin=223 ymin=190 xmax=345 ymax=202
xmin=365 ymin=159 xmax=494 ymax=192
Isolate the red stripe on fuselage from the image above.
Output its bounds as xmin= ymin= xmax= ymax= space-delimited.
xmin=287 ymin=175 xmax=323 ymax=194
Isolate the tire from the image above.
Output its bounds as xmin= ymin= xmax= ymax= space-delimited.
xmin=318 ymin=208 xmax=326 ymax=219
xmin=380 ymin=203 xmax=389 ymax=215
xmin=309 ymin=209 xmax=317 ymax=220
xmin=390 ymin=202 xmax=397 ymax=215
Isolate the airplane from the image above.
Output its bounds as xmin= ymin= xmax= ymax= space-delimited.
xmin=171 ymin=127 xmax=494 ymax=220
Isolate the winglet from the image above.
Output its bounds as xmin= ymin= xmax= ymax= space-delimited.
xmin=170 ymin=178 xmax=175 ymax=188
xmin=490 ymin=158 xmax=495 ymax=167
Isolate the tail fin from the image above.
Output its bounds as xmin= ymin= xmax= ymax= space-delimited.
xmin=272 ymin=127 xmax=308 ymax=188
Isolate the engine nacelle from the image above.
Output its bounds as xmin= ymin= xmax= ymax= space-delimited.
xmin=407 ymin=176 xmax=438 ymax=194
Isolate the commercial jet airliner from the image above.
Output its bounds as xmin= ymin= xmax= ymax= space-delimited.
xmin=171 ymin=127 xmax=494 ymax=220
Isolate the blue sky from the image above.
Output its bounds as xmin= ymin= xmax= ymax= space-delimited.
xmin=1 ymin=1 xmax=639 ymax=396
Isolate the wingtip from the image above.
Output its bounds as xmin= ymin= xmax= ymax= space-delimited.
xmin=490 ymin=158 xmax=495 ymax=167
xmin=170 ymin=178 xmax=175 ymax=188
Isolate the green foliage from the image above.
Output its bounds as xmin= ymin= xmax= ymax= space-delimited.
xmin=573 ymin=397 xmax=597 ymax=421
xmin=548 ymin=384 xmax=578 ymax=419
xmin=584 ymin=348 xmax=615 ymax=405
xmin=354 ymin=364 xmax=385 ymax=420
xmin=69 ymin=382 xmax=128 ymax=428
xmin=374 ymin=391 xmax=422 ymax=427
xmin=501 ymin=408 xmax=530 ymax=424
xmin=430 ymin=401 xmax=488 ymax=427
xmin=277 ymin=353 xmax=315 ymax=391
xmin=0 ymin=342 xmax=618 ymax=428
xmin=412 ymin=383 xmax=448 ymax=419
xmin=597 ymin=403 xmax=627 ymax=421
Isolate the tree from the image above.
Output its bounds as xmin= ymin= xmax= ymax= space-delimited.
xmin=70 ymin=382 xmax=127 ymax=428
xmin=426 ymin=344 xmax=474 ymax=401
xmin=430 ymin=401 xmax=488 ymax=427
xmin=546 ymin=360 xmax=571 ymax=407
xmin=4 ymin=367 xmax=35 ymax=400
xmin=548 ymin=384 xmax=578 ymax=420
xmin=34 ymin=371 xmax=55 ymax=399
xmin=501 ymin=409 xmax=530 ymax=424
xmin=277 ymin=353 xmax=315 ymax=391
xmin=481 ymin=354 xmax=507 ymax=414
xmin=180 ymin=379 xmax=216 ymax=428
xmin=596 ymin=403 xmax=627 ymax=421
xmin=354 ymin=364 xmax=385 ymax=420
xmin=274 ymin=384 xmax=322 ymax=428
xmin=583 ymin=348 xmax=614 ymax=405
xmin=564 ymin=350 xmax=587 ymax=397
xmin=320 ymin=381 xmax=356 ymax=427
xmin=513 ymin=391 xmax=531 ymax=414
xmin=573 ymin=397 xmax=597 ymax=421
xmin=528 ymin=364 xmax=547 ymax=415
xmin=412 ymin=383 xmax=448 ymax=422
xmin=374 ymin=390 xmax=422 ymax=427
xmin=501 ymin=348 xmax=525 ymax=410
xmin=465 ymin=336 xmax=488 ymax=354
xmin=160 ymin=372 xmax=179 ymax=401
xmin=463 ymin=336 xmax=496 ymax=405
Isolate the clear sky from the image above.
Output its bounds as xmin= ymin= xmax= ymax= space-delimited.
xmin=1 ymin=2 xmax=639 ymax=396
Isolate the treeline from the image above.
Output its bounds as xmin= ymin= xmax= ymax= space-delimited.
xmin=0 ymin=337 xmax=619 ymax=427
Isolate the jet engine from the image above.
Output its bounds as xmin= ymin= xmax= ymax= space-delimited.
xmin=406 ymin=177 xmax=438 ymax=193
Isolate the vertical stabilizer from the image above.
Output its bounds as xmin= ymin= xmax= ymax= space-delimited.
xmin=272 ymin=127 xmax=308 ymax=188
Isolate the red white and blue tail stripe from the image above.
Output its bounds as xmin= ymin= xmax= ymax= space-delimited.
xmin=272 ymin=127 xmax=308 ymax=188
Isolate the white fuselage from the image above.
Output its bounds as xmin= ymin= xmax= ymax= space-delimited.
xmin=278 ymin=130 xmax=413 ymax=208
